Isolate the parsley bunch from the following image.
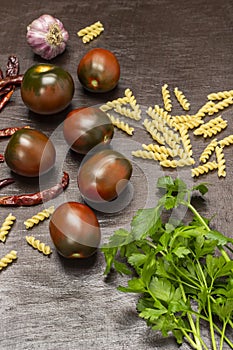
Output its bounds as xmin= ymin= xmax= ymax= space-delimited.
xmin=102 ymin=176 xmax=233 ymax=350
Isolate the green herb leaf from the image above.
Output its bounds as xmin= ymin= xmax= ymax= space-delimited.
xmin=172 ymin=246 xmax=190 ymax=258
xmin=192 ymin=183 xmax=209 ymax=195
xmin=118 ymin=277 xmax=146 ymax=293
xmin=131 ymin=206 xmax=162 ymax=240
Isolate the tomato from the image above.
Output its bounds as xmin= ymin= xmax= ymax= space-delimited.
xmin=49 ymin=202 xmax=101 ymax=258
xmin=63 ymin=107 xmax=114 ymax=154
xmin=77 ymin=48 xmax=120 ymax=93
xmin=21 ymin=63 xmax=74 ymax=115
xmin=77 ymin=149 xmax=132 ymax=203
xmin=4 ymin=128 xmax=56 ymax=177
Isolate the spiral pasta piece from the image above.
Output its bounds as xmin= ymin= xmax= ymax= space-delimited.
xmin=207 ymin=89 xmax=233 ymax=101
xmin=194 ymin=116 xmax=227 ymax=138
xmin=215 ymin=146 xmax=226 ymax=177
xmin=199 ymin=139 xmax=218 ymax=163
xmin=194 ymin=100 xmax=215 ymax=118
xmin=143 ymin=119 xmax=165 ymax=145
xmin=26 ymin=236 xmax=52 ymax=256
xmin=172 ymin=114 xmax=193 ymax=124
xmin=161 ymin=84 xmax=172 ymax=112
xmin=0 ymin=250 xmax=17 ymax=270
xmin=174 ymin=87 xmax=190 ymax=111
xmin=99 ymin=97 xmax=129 ymax=112
xmin=207 ymin=97 xmax=233 ymax=115
xmin=160 ymin=158 xmax=195 ymax=168
xmin=191 ymin=161 xmax=218 ymax=177
xmin=202 ymin=121 xmax=227 ymax=138
xmin=24 ymin=206 xmax=55 ymax=229
xmin=114 ymin=104 xmax=141 ymax=121
xmin=0 ymin=213 xmax=16 ymax=242
xmin=124 ymin=88 xmax=137 ymax=107
xmin=77 ymin=21 xmax=104 ymax=43
xmin=132 ymin=149 xmax=167 ymax=161
xmin=172 ymin=114 xmax=203 ymax=130
xmin=107 ymin=114 xmax=134 ymax=135
xmin=142 ymin=143 xmax=177 ymax=157
xmin=82 ymin=28 xmax=104 ymax=43
xmin=179 ymin=126 xmax=192 ymax=156
xmin=149 ymin=117 xmax=180 ymax=144
xmin=219 ymin=134 xmax=233 ymax=147
xmin=153 ymin=105 xmax=174 ymax=128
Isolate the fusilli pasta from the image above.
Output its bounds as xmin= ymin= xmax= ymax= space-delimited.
xmin=142 ymin=143 xmax=177 ymax=157
xmin=215 ymin=145 xmax=226 ymax=177
xmin=99 ymin=96 xmax=129 ymax=112
xmin=219 ymin=134 xmax=233 ymax=147
xmin=0 ymin=213 xmax=16 ymax=242
xmin=194 ymin=100 xmax=215 ymax=118
xmin=172 ymin=115 xmax=203 ymax=130
xmin=160 ymin=158 xmax=195 ymax=168
xmin=207 ymin=97 xmax=233 ymax=115
xmin=143 ymin=119 xmax=165 ymax=145
xmin=114 ymin=104 xmax=141 ymax=121
xmin=194 ymin=116 xmax=227 ymax=138
xmin=179 ymin=126 xmax=192 ymax=156
xmin=174 ymin=87 xmax=190 ymax=111
xmin=107 ymin=114 xmax=134 ymax=135
xmin=207 ymin=89 xmax=233 ymax=101
xmin=199 ymin=139 xmax=218 ymax=163
xmin=0 ymin=250 xmax=17 ymax=270
xmin=77 ymin=21 xmax=104 ymax=43
xmin=26 ymin=236 xmax=52 ymax=256
xmin=153 ymin=105 xmax=174 ymax=128
xmin=24 ymin=206 xmax=55 ymax=229
xmin=191 ymin=161 xmax=218 ymax=177
xmin=132 ymin=149 xmax=167 ymax=161
xmin=161 ymin=84 xmax=172 ymax=112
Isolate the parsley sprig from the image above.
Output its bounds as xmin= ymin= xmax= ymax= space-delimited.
xmin=102 ymin=176 xmax=233 ymax=350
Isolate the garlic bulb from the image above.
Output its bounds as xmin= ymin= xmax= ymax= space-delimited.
xmin=26 ymin=14 xmax=69 ymax=60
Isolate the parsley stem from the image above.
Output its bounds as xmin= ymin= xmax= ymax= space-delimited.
xmin=186 ymin=202 xmax=210 ymax=231
xmin=173 ymin=317 xmax=203 ymax=350
xmin=185 ymin=309 xmax=233 ymax=348
xmin=178 ymin=279 xmax=203 ymax=350
xmin=207 ymin=295 xmax=217 ymax=350
xmin=219 ymin=321 xmax=227 ymax=350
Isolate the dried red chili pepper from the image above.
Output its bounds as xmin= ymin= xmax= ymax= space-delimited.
xmin=0 ymin=86 xmax=12 ymax=96
xmin=0 ymin=56 xmax=21 ymax=111
xmin=0 ymin=87 xmax=14 ymax=111
xmin=0 ymin=177 xmax=14 ymax=189
xmin=6 ymin=55 xmax=19 ymax=77
xmin=0 ymin=125 xmax=30 ymax=137
xmin=0 ymin=154 xmax=4 ymax=162
xmin=0 ymin=171 xmax=69 ymax=206
xmin=0 ymin=75 xmax=23 ymax=90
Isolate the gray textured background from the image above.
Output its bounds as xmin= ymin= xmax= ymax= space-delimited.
xmin=0 ymin=0 xmax=232 ymax=349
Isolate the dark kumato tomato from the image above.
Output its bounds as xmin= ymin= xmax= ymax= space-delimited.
xmin=49 ymin=202 xmax=101 ymax=258
xmin=63 ymin=107 xmax=114 ymax=154
xmin=77 ymin=48 xmax=120 ymax=92
xmin=21 ymin=63 xmax=74 ymax=114
xmin=78 ymin=149 xmax=132 ymax=203
xmin=4 ymin=128 xmax=56 ymax=177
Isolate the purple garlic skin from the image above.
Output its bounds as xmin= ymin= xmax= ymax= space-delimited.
xmin=26 ymin=14 xmax=69 ymax=60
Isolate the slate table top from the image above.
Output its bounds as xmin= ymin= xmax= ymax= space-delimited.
xmin=0 ymin=0 xmax=233 ymax=349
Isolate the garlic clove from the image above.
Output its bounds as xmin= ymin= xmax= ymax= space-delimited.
xmin=26 ymin=14 xmax=69 ymax=60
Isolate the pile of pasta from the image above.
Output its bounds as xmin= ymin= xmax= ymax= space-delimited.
xmin=100 ymin=86 xmax=233 ymax=178
xmin=0 ymin=206 xmax=54 ymax=272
